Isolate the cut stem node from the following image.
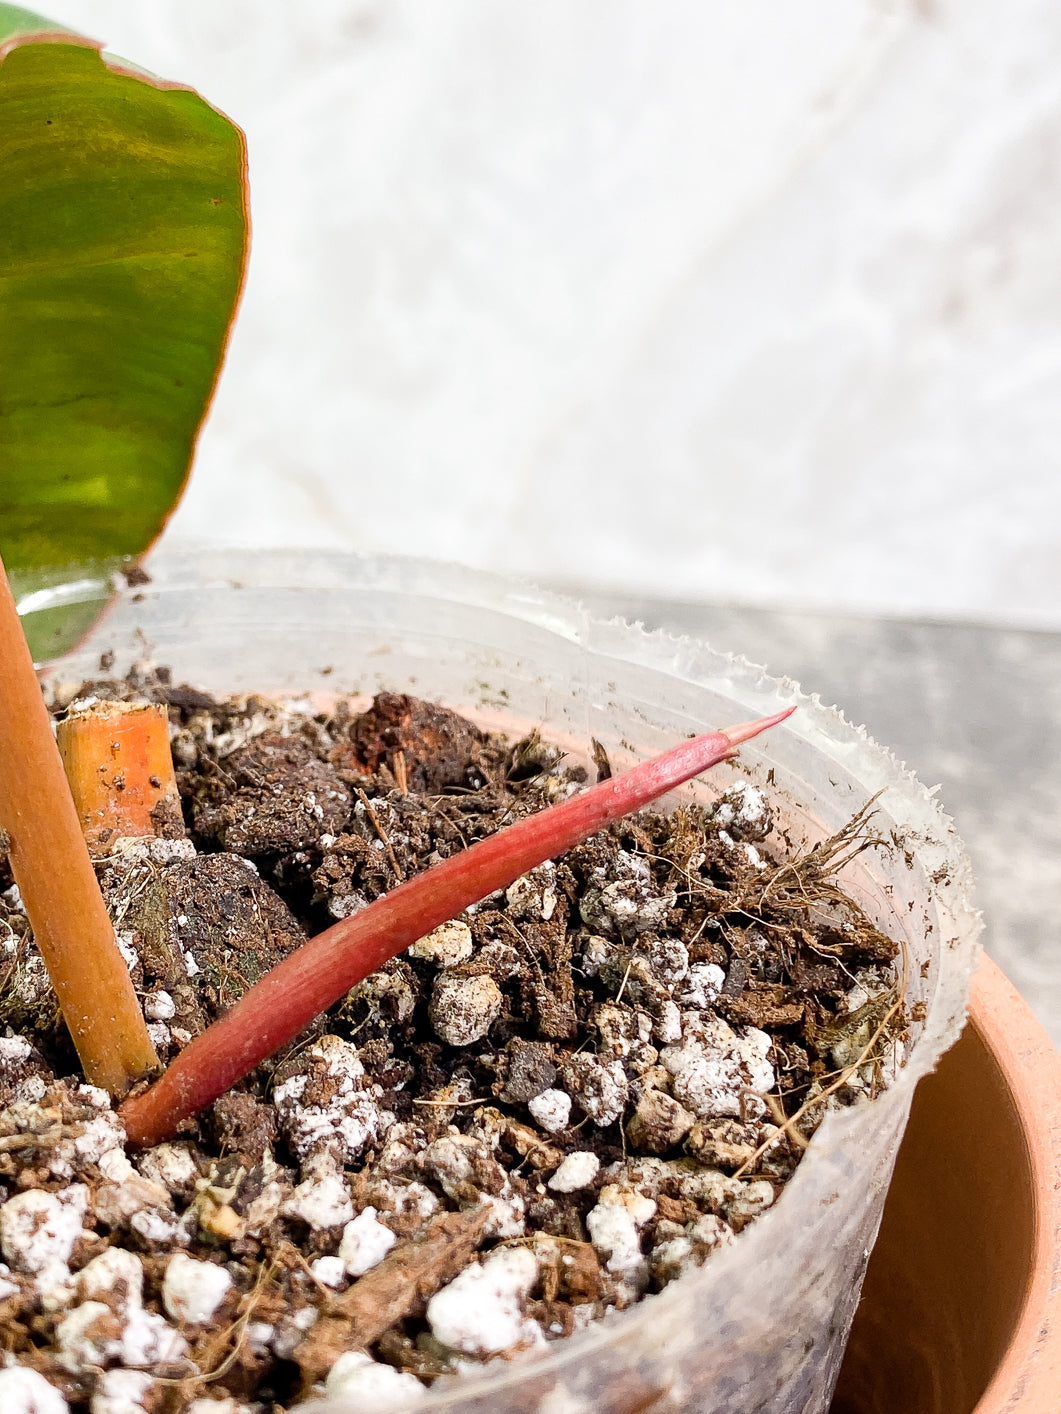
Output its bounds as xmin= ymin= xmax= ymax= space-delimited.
xmin=58 ymin=698 xmax=184 ymax=851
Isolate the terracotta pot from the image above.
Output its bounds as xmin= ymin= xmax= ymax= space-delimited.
xmin=831 ymin=954 xmax=1061 ymax=1414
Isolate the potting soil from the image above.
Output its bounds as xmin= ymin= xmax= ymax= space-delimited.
xmin=0 ymin=673 xmax=907 ymax=1413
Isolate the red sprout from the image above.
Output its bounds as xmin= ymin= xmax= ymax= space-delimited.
xmin=120 ymin=706 xmax=795 ymax=1146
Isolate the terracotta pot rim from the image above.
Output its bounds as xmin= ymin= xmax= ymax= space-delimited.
xmin=969 ymin=954 xmax=1061 ymax=1413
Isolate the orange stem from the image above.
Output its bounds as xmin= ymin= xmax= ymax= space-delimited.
xmin=120 ymin=706 xmax=795 ymax=1146
xmin=58 ymin=699 xmax=184 ymax=851
xmin=0 ymin=555 xmax=159 ymax=1094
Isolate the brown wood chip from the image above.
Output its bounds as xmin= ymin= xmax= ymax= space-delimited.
xmin=717 ymin=984 xmax=806 ymax=1029
xmin=502 ymin=1117 xmax=562 ymax=1170
xmin=294 ymin=1206 xmax=491 ymax=1381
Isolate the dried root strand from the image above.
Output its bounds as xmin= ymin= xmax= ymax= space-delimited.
xmin=753 ymin=795 xmax=888 ymax=911
xmin=734 ymin=933 xmax=910 ymax=1179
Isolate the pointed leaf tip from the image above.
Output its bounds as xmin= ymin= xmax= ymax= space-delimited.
xmin=720 ymin=704 xmax=797 ymax=749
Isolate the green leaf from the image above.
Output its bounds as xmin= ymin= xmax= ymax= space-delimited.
xmin=0 ymin=7 xmax=248 ymax=652
xmin=6 ymin=556 xmax=119 ymax=661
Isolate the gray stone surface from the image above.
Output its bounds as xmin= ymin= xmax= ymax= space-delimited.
xmin=571 ymin=590 xmax=1061 ymax=1050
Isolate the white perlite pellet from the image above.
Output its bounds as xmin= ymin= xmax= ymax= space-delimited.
xmin=0 ymin=1368 xmax=69 ymax=1414
xmin=274 ymin=1034 xmax=392 ymax=1166
xmin=506 ymin=865 xmax=558 ymax=922
xmin=0 ymin=1186 xmax=88 ymax=1295
xmin=282 ymin=1166 xmax=355 ymax=1231
xmin=56 ymin=1301 xmax=122 ymax=1371
xmin=689 ymin=1213 xmax=735 ymax=1249
xmin=592 ymin=1002 xmax=652 ymax=1057
xmin=54 ymin=1240 xmax=187 ymax=1375
xmin=109 ymin=837 xmax=197 ymax=867
xmin=137 ymin=1143 xmax=200 ymax=1198
xmin=355 ymin=1174 xmax=439 ymax=1225
xmin=660 ymin=1013 xmax=774 ymax=1119
xmin=162 ymin=1252 xmax=232 ymax=1325
xmin=580 ymin=935 xmax=610 ymax=976
xmin=644 ymin=937 xmax=689 ymax=988
xmin=115 ymin=933 xmax=138 ymax=970
xmin=129 ymin=1208 xmax=185 ymax=1247
xmin=578 ymin=853 xmax=676 ymax=939
xmin=270 ymin=1305 xmax=318 ymax=1360
xmin=427 ymin=1246 xmax=539 ymax=1355
xmin=652 ymin=998 xmax=683 ymax=1044
xmin=585 ymin=1185 xmax=657 ymax=1283
xmin=0 ymin=1036 xmax=33 ymax=1063
xmin=323 ymin=1350 xmax=426 ymax=1409
xmin=115 ymin=1306 xmax=188 ymax=1370
xmin=561 ymin=1053 xmax=628 ymax=1126
xmin=527 ymin=1088 xmax=572 ymax=1133
xmin=76 ymin=1246 xmax=143 ymax=1313
xmin=428 ymin=974 xmax=503 ymax=1046
xmin=712 ymin=784 xmax=770 ymax=840
xmin=89 ymin=1368 xmax=153 ymax=1414
xmin=418 ymin=1135 xmax=526 ymax=1240
xmin=547 ymin=1151 xmax=600 ymax=1193
xmin=409 ymin=920 xmax=474 ymax=967
xmin=727 ymin=1179 xmax=777 ymax=1225
xmin=90 ymin=1164 xmax=174 ymax=1240
xmin=475 ymin=1187 xmax=527 ymax=1241
xmin=338 ymin=1205 xmax=397 ymax=1277
xmin=677 ymin=962 xmax=726 ymax=1009
xmin=53 ymin=1108 xmax=127 ymax=1180
xmin=143 ymin=990 xmax=176 ymax=1022
xmin=96 ymin=1148 xmax=139 ymax=1186
xmin=310 ymin=1255 xmax=347 ymax=1289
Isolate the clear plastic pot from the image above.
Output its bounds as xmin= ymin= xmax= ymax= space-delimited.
xmin=30 ymin=550 xmax=981 ymax=1414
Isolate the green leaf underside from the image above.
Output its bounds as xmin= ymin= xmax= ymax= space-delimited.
xmin=8 ymin=556 xmax=121 ymax=660
xmin=0 ymin=27 xmax=247 ymax=572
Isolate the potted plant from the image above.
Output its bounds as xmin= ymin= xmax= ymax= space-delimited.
xmin=2 ymin=547 xmax=976 ymax=1414
xmin=0 ymin=11 xmax=1042 ymax=1414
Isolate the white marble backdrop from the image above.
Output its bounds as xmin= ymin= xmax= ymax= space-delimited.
xmin=40 ymin=1 xmax=1061 ymax=627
